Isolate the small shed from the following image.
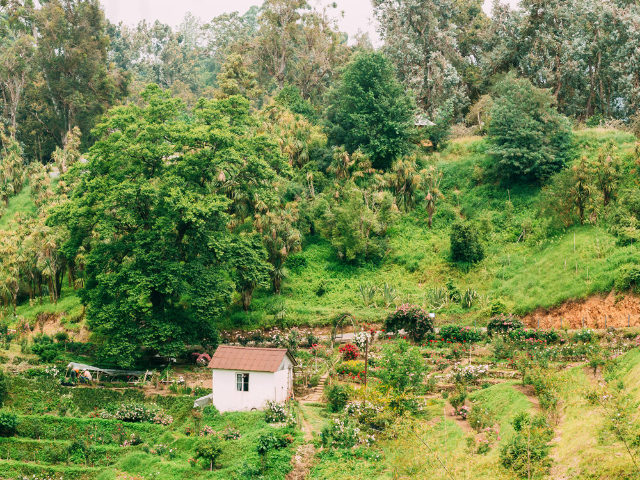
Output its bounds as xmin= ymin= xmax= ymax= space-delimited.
xmin=207 ymin=346 xmax=296 ymax=412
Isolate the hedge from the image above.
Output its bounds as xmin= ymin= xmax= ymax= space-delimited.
xmin=16 ymin=415 xmax=164 ymax=444
xmin=0 ymin=437 xmax=121 ymax=466
xmin=0 ymin=459 xmax=99 ymax=480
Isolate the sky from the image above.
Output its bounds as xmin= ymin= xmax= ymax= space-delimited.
xmin=100 ymin=0 xmax=520 ymax=46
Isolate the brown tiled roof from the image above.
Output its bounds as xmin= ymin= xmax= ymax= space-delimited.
xmin=208 ymin=345 xmax=296 ymax=372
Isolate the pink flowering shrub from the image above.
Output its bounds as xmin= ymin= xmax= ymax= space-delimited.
xmin=384 ymin=304 xmax=434 ymax=342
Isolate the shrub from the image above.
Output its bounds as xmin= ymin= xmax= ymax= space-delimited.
xmin=336 ymin=360 xmax=365 ymax=379
xmin=264 ymin=401 xmax=289 ymax=423
xmin=450 ymin=221 xmax=484 ymax=264
xmin=500 ymin=412 xmax=553 ymax=478
xmin=339 ymin=343 xmax=359 ymax=360
xmin=377 ymin=340 xmax=427 ymax=393
xmin=508 ymin=329 xmax=559 ymax=344
xmin=0 ymin=371 xmax=8 ymax=406
xmin=439 ymin=325 xmax=485 ymax=343
xmin=325 ymin=384 xmax=351 ymax=413
xmin=487 ymin=315 xmax=523 ymax=337
xmin=385 ymin=304 xmax=434 ymax=342
xmin=256 ymin=431 xmax=293 ymax=461
xmin=573 ymin=329 xmax=594 ymax=343
xmin=30 ymin=334 xmax=61 ymax=362
xmin=488 ymin=74 xmax=572 ymax=183
xmin=195 ymin=437 xmax=223 ymax=471
xmin=321 ymin=417 xmax=367 ymax=448
xmin=469 ymin=405 xmax=494 ymax=432
xmin=449 ymin=384 xmax=467 ymax=410
xmin=615 ymin=264 xmax=640 ymax=292
xmin=0 ymin=411 xmax=17 ymax=436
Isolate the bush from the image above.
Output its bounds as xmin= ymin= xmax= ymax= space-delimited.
xmin=488 ymin=74 xmax=572 ymax=183
xmin=30 ymin=334 xmax=61 ymax=362
xmin=338 ymin=343 xmax=359 ymax=360
xmin=572 ymin=329 xmax=594 ymax=343
xmin=508 ymin=329 xmax=560 ymax=344
xmin=0 ymin=371 xmax=8 ymax=406
xmin=439 ymin=325 xmax=485 ymax=343
xmin=449 ymin=384 xmax=467 ymax=410
xmin=325 ymin=384 xmax=351 ymax=413
xmin=450 ymin=221 xmax=484 ymax=264
xmin=0 ymin=411 xmax=17 ymax=436
xmin=614 ymin=264 xmax=640 ymax=292
xmin=500 ymin=412 xmax=553 ymax=478
xmin=376 ymin=339 xmax=427 ymax=410
xmin=336 ymin=360 xmax=366 ymax=379
xmin=487 ymin=315 xmax=523 ymax=337
xmin=385 ymin=304 xmax=434 ymax=342
xmin=264 ymin=401 xmax=288 ymax=423
xmin=195 ymin=437 xmax=223 ymax=471
xmin=256 ymin=431 xmax=292 ymax=456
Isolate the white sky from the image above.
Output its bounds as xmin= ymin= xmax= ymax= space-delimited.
xmin=100 ymin=0 xmax=520 ymax=46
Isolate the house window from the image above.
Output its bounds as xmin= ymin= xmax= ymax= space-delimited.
xmin=236 ymin=373 xmax=249 ymax=392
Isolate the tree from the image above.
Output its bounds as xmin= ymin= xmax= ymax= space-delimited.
xmin=450 ymin=220 xmax=484 ymax=264
xmin=230 ymin=235 xmax=272 ymax=311
xmin=424 ymin=165 xmax=443 ymax=228
xmin=34 ymin=0 xmax=126 ymax=149
xmin=318 ymin=181 xmax=397 ymax=263
xmin=569 ymin=157 xmax=592 ymax=225
xmin=0 ymin=1 xmax=35 ymax=137
xmin=488 ymin=75 xmax=572 ymax=183
xmin=326 ymin=52 xmax=415 ymax=171
xmin=592 ymin=140 xmax=621 ymax=207
xmin=373 ymin=0 xmax=478 ymax=117
xmin=54 ymin=86 xmax=285 ymax=366
xmin=195 ymin=438 xmax=223 ymax=471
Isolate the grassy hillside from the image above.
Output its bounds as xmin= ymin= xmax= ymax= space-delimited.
xmin=238 ymin=128 xmax=640 ymax=328
xmin=10 ymin=128 xmax=640 ymax=331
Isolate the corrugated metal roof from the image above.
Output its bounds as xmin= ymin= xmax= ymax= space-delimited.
xmin=208 ymin=345 xmax=296 ymax=372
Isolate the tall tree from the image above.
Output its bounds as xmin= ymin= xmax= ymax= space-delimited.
xmin=326 ymin=52 xmax=415 ymax=171
xmin=54 ymin=86 xmax=286 ymax=366
xmin=34 ymin=0 xmax=126 ymax=148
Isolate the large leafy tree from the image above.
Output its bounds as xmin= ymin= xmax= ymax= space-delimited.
xmin=488 ymin=75 xmax=572 ymax=183
xmin=55 ymin=86 xmax=285 ymax=366
xmin=33 ymin=0 xmax=126 ymax=149
xmin=326 ymin=52 xmax=415 ymax=171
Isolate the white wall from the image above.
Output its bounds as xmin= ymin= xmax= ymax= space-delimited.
xmin=211 ymin=357 xmax=294 ymax=412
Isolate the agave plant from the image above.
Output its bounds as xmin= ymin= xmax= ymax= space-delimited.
xmin=426 ymin=287 xmax=449 ymax=310
xmin=359 ymin=283 xmax=378 ymax=307
xmin=382 ymin=282 xmax=397 ymax=307
xmin=461 ymin=288 xmax=479 ymax=309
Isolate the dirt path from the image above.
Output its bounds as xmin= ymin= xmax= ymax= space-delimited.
xmin=287 ymin=373 xmax=329 ymax=480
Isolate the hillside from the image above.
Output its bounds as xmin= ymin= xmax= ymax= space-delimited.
xmin=8 ymin=128 xmax=639 ymax=333
xmin=243 ymin=128 xmax=640 ymax=328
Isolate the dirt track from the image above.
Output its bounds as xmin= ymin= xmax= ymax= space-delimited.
xmin=522 ymin=291 xmax=640 ymax=329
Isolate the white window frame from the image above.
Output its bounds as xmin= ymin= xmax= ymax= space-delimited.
xmin=236 ymin=372 xmax=249 ymax=392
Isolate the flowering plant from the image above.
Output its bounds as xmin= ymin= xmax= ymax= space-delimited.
xmin=339 ymin=343 xmax=359 ymax=360
xmin=384 ymin=304 xmax=434 ymax=341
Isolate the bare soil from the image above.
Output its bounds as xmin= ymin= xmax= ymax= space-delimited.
xmin=522 ymin=291 xmax=640 ymax=329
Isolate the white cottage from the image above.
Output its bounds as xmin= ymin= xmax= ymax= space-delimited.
xmin=207 ymin=345 xmax=296 ymax=412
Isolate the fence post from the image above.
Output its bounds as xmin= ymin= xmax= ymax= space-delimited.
xmin=581 ymin=317 xmax=584 ymax=329
xmin=537 ymin=317 xmax=540 ymax=329
xmin=628 ymin=314 xmax=631 ymax=328
xmin=605 ymin=315 xmax=607 ymax=329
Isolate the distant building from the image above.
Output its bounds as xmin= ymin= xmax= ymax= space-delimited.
xmin=206 ymin=346 xmax=296 ymax=412
xmin=414 ymin=113 xmax=435 ymax=127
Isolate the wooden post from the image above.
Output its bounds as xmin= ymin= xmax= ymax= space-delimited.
xmin=605 ymin=315 xmax=607 ymax=329
xmin=363 ymin=334 xmax=369 ymax=397
xmin=628 ymin=315 xmax=631 ymax=328
xmin=537 ymin=317 xmax=539 ymax=329
xmin=581 ymin=317 xmax=584 ymax=329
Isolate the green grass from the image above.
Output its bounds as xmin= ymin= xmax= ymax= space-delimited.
xmin=0 ymin=185 xmax=36 ymax=231
xmin=13 ymin=127 xmax=640 ymax=330
xmin=310 ymin=382 xmax=533 ymax=479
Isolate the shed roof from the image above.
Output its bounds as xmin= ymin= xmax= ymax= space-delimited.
xmin=208 ymin=345 xmax=296 ymax=372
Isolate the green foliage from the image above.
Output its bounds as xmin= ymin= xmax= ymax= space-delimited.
xmin=488 ymin=75 xmax=573 ymax=183
xmin=500 ymin=413 xmax=554 ymax=479
xmin=54 ymin=87 xmax=290 ymax=366
xmin=325 ymin=384 xmax=351 ymax=413
xmin=264 ymin=401 xmax=288 ymax=423
xmin=256 ymin=431 xmax=292 ymax=455
xmin=0 ymin=371 xmax=8 ymax=407
xmin=450 ymin=220 xmax=484 ymax=264
xmin=384 ymin=304 xmax=434 ymax=342
xmin=0 ymin=411 xmax=17 ymax=437
xmin=615 ymin=264 xmax=640 ymax=292
xmin=326 ymin=52 xmax=415 ymax=170
xmin=376 ymin=339 xmax=427 ymax=395
xmin=195 ymin=437 xmax=223 ymax=470
xmin=438 ymin=325 xmax=485 ymax=343
xmin=487 ymin=315 xmax=523 ymax=337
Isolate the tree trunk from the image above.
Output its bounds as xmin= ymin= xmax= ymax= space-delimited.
xmin=241 ymin=287 xmax=254 ymax=312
